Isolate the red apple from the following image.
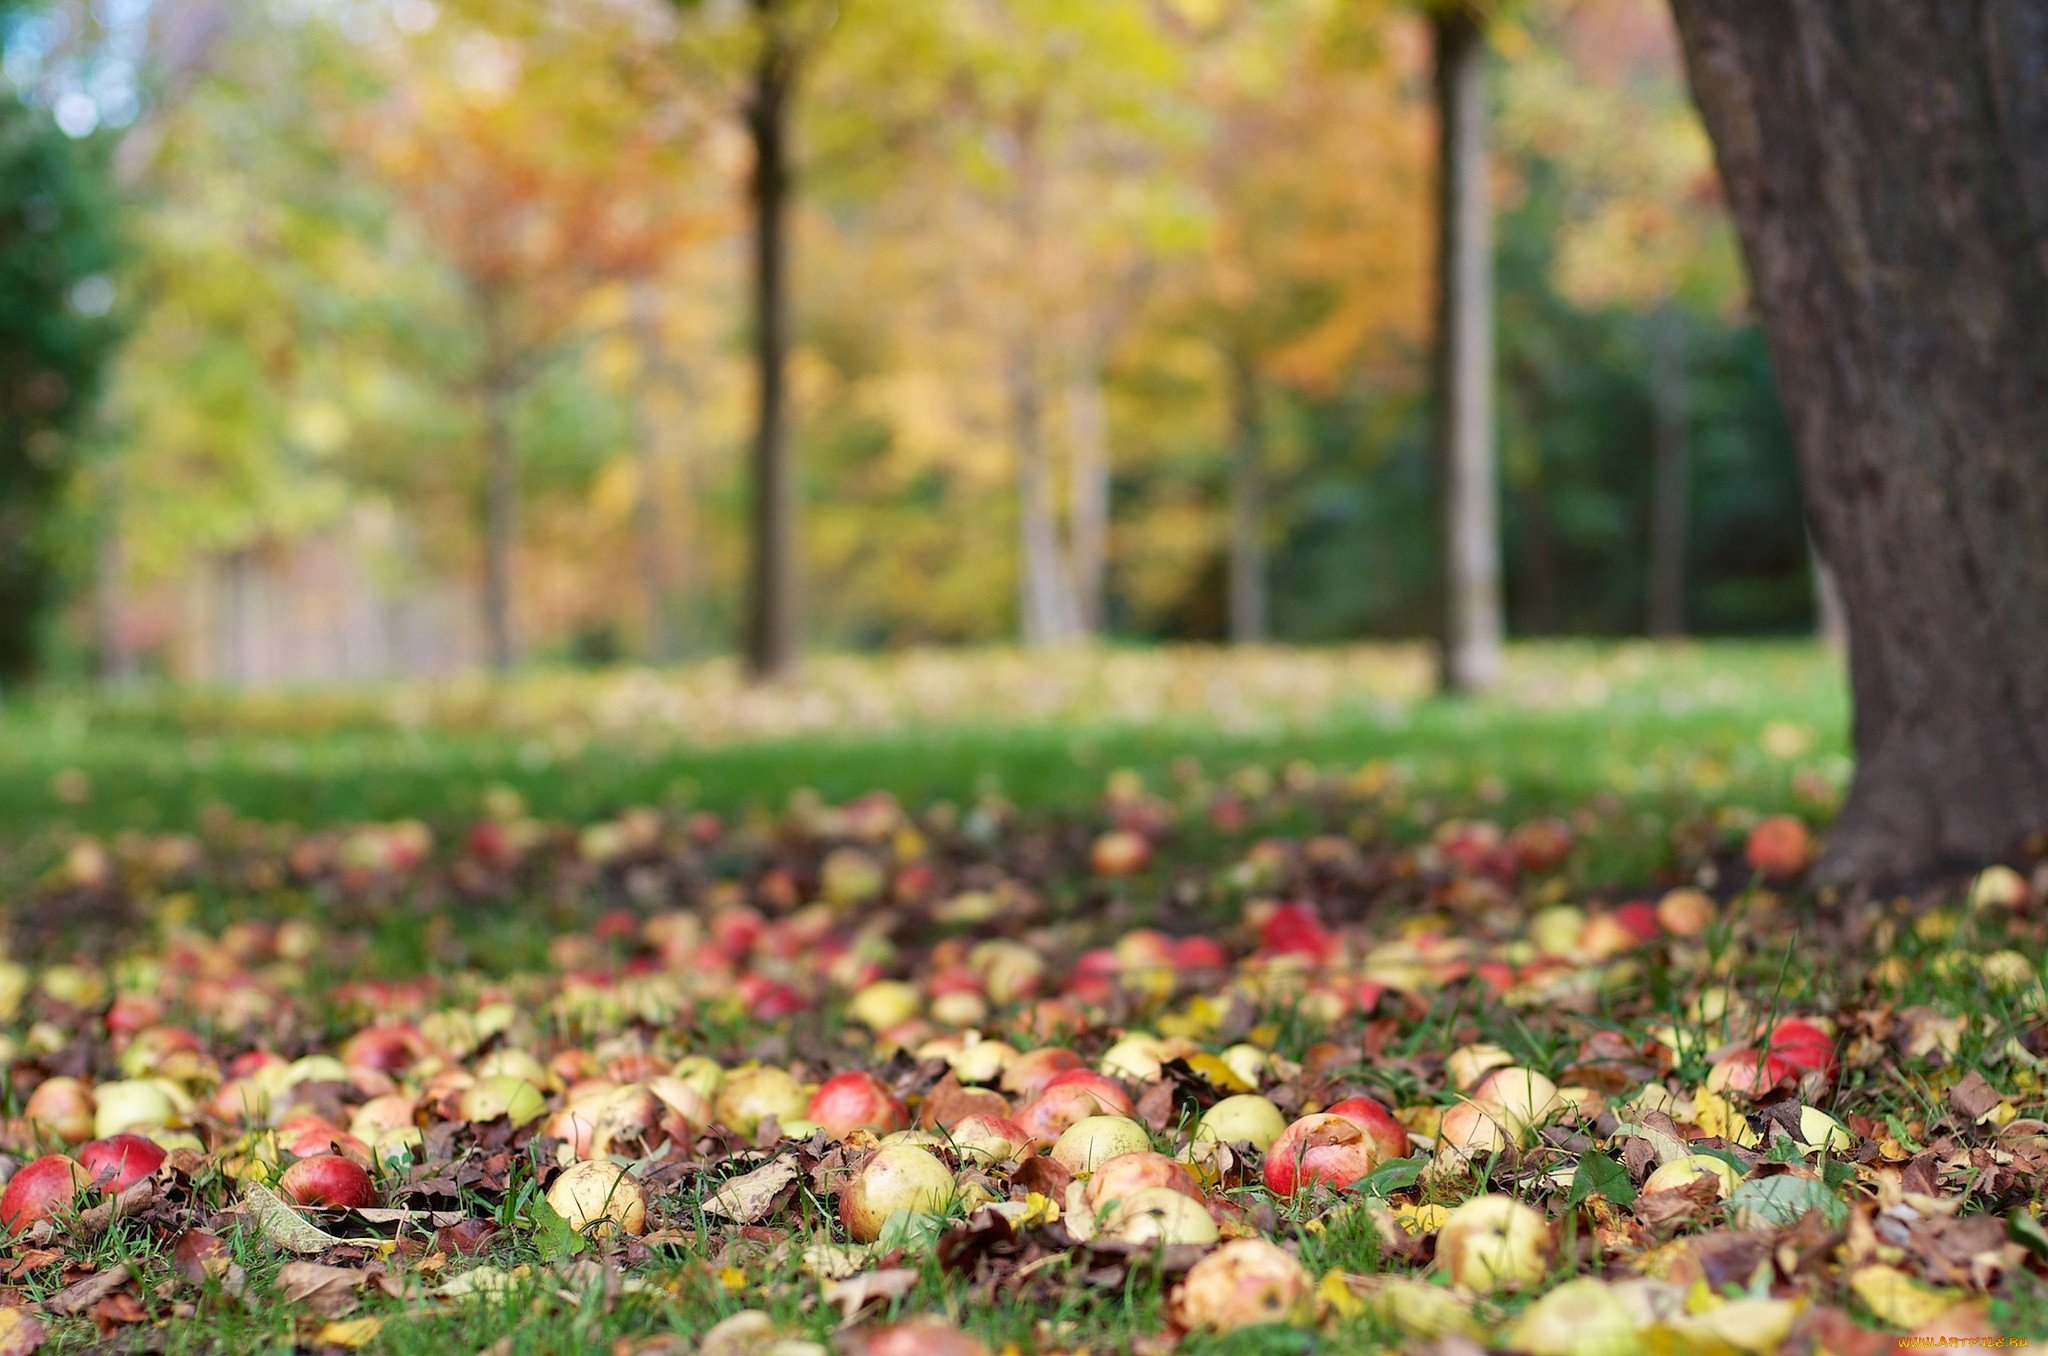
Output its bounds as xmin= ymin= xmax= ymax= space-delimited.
xmin=1000 ymin=1047 xmax=1085 ymax=1101
xmin=78 ymin=1134 xmax=166 ymax=1193
xmin=1089 ymin=830 xmax=1152 ymax=877
xmin=1744 ymin=815 xmax=1812 ymax=879
xmin=1 ymin=1155 xmax=90 ymax=1234
xmin=278 ymin=1153 xmax=377 ymax=1210
xmin=1171 ymin=936 xmax=1229 ymax=971
xmin=1258 ymin=903 xmax=1335 ymax=962
xmin=807 ymin=1072 xmax=909 ymax=1139
xmin=1262 ymin=1113 xmax=1382 ymax=1197
xmin=1083 ymin=1150 xmax=1204 ymax=1212
xmin=1705 ymin=1049 xmax=1795 ymax=1095
xmin=1039 ymin=1069 xmax=1135 ymax=1116
xmin=1322 ymin=1096 xmax=1410 ymax=1163
xmin=1766 ymin=1020 xmax=1838 ymax=1077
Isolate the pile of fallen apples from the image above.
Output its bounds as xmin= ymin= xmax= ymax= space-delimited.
xmin=0 ymin=781 xmax=2043 ymax=1352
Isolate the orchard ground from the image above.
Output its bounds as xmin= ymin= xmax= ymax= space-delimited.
xmin=0 ymin=642 xmax=2042 ymax=1353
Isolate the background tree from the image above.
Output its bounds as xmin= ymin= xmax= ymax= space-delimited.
xmin=353 ymin=0 xmax=709 ymax=669
xmin=1429 ymin=0 xmax=1503 ymax=693
xmin=0 ymin=0 xmax=120 ymax=681
xmin=1668 ymin=1 xmax=2048 ymax=883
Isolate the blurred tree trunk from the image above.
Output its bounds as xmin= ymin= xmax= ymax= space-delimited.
xmin=479 ymin=306 xmax=519 ymax=672
xmin=743 ymin=7 xmax=799 ymax=680
xmin=1671 ymin=0 xmax=2048 ymax=883
xmin=1063 ymin=352 xmax=1110 ymax=637
xmin=1225 ymin=345 xmax=1267 ymax=645
xmin=1517 ymin=482 xmax=1561 ymax=635
xmin=1646 ymin=304 xmax=1690 ymax=638
xmin=95 ymin=0 xmax=240 ymax=682
xmin=1007 ymin=109 xmax=1081 ymax=648
xmin=1431 ymin=6 xmax=1502 ymax=693
xmin=630 ymin=281 xmax=679 ymax=664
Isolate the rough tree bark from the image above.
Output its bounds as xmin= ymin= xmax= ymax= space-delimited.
xmin=1225 ymin=346 xmax=1267 ymax=645
xmin=742 ymin=8 xmax=799 ymax=680
xmin=1669 ymin=0 xmax=2048 ymax=882
xmin=1646 ymin=304 xmax=1690 ymax=638
xmin=1432 ymin=6 xmax=1503 ymax=694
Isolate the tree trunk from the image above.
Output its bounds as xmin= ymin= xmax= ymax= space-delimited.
xmin=1064 ymin=356 xmax=1110 ymax=637
xmin=1669 ymin=0 xmax=2048 ymax=883
xmin=480 ymin=364 xmax=518 ymax=673
xmin=1432 ymin=7 xmax=1503 ymax=693
xmin=95 ymin=462 xmax=136 ymax=682
xmin=630 ymin=281 xmax=679 ymax=664
xmin=1646 ymin=304 xmax=1691 ymax=638
xmin=743 ymin=18 xmax=799 ymax=680
xmin=1010 ymin=338 xmax=1080 ymax=647
xmin=1226 ymin=346 xmax=1267 ymax=645
xmin=1007 ymin=110 xmax=1080 ymax=648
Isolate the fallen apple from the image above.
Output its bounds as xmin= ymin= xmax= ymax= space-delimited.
xmin=1098 ymin=1185 xmax=1219 ymax=1246
xmin=24 ymin=1076 xmax=94 ymax=1143
xmin=0 ymin=1155 xmax=89 ymax=1234
xmin=946 ymin=1113 xmax=1034 ymax=1166
xmin=458 ymin=1075 xmax=546 ymax=1130
xmin=78 ymin=1134 xmax=167 ymax=1193
xmin=807 ymin=1071 xmax=908 ymax=1140
xmin=839 ymin=1143 xmax=956 ymax=1243
xmin=278 ymin=1153 xmax=377 ymax=1210
xmin=1436 ymin=1194 xmax=1553 ymax=1292
xmin=1194 ymin=1094 xmax=1287 ymax=1151
xmin=1322 ymin=1095 xmax=1410 ymax=1161
xmin=1050 ymin=1115 xmax=1152 ymax=1173
xmin=1642 ymin=1153 xmax=1740 ymax=1198
xmin=1083 ymin=1150 xmax=1204 ymax=1212
xmin=1262 ymin=1112 xmax=1381 ymax=1197
xmin=546 ymin=1159 xmax=647 ymax=1236
xmin=712 ymin=1066 xmax=810 ymax=1136
xmin=1170 ymin=1237 xmax=1316 ymax=1332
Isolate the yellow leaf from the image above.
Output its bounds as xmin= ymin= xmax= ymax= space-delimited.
xmin=1393 ymin=1203 xmax=1449 ymax=1236
xmin=1185 ymin=1053 xmax=1252 ymax=1093
xmin=1318 ymin=1270 xmax=1363 ymax=1319
xmin=1019 ymin=1192 xmax=1061 ymax=1227
xmin=1692 ymin=1088 xmax=1761 ymax=1148
xmin=316 ymin=1318 xmax=383 ymax=1348
xmin=1850 ymin=1264 xmax=1962 ymax=1329
xmin=718 ymin=1266 xmax=748 ymax=1293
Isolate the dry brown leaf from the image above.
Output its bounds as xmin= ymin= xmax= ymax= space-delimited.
xmin=44 ymin=1264 xmax=130 ymax=1318
xmin=822 ymin=1267 xmax=919 ymax=1322
xmin=276 ymin=1261 xmax=368 ymax=1317
xmin=703 ymin=1155 xmax=800 ymax=1224
xmin=0 ymin=1308 xmax=44 ymax=1356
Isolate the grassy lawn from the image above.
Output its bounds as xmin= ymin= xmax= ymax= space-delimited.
xmin=3 ymin=642 xmax=2038 ymax=1354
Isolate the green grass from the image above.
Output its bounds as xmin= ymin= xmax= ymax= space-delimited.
xmin=0 ymin=641 xmax=1845 ymax=838
xmin=0 ymin=641 xmax=1900 ymax=1353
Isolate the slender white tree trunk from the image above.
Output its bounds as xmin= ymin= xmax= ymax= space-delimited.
xmin=629 ymin=281 xmax=679 ymax=664
xmin=1063 ymin=356 xmax=1110 ymax=636
xmin=1432 ymin=8 xmax=1502 ymax=693
xmin=1226 ymin=346 xmax=1267 ymax=645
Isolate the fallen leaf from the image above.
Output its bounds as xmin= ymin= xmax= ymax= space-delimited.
xmin=1850 ymin=1263 xmax=1962 ymax=1329
xmin=1948 ymin=1071 xmax=2000 ymax=1122
xmin=45 ymin=1264 xmax=130 ymax=1318
xmin=276 ymin=1261 xmax=365 ymax=1317
xmin=0 ymin=1308 xmax=44 ymax=1356
xmin=242 ymin=1183 xmax=351 ymax=1253
xmin=822 ymin=1266 xmax=919 ymax=1320
xmin=702 ymin=1155 xmax=799 ymax=1225
xmin=315 ymin=1317 xmax=383 ymax=1348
